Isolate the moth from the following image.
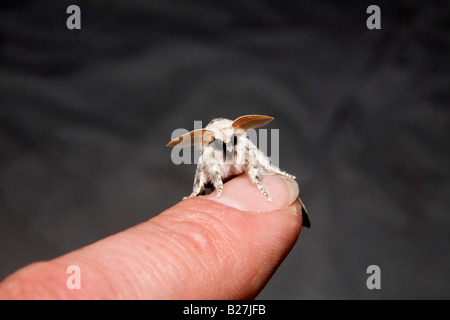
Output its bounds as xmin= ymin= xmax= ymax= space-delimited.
xmin=167 ymin=115 xmax=310 ymax=228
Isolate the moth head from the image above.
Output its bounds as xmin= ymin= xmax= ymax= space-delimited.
xmin=206 ymin=115 xmax=275 ymax=142
xmin=204 ymin=118 xmax=235 ymax=145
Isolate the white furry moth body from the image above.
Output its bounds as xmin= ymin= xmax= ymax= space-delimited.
xmin=167 ymin=115 xmax=311 ymax=228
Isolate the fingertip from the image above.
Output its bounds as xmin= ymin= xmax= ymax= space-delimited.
xmin=157 ymin=196 xmax=302 ymax=298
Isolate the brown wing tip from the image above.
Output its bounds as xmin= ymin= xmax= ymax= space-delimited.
xmin=166 ymin=137 xmax=182 ymax=147
xmin=232 ymin=115 xmax=275 ymax=130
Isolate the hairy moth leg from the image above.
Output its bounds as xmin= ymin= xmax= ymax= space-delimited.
xmin=257 ymin=154 xmax=296 ymax=180
xmin=274 ymin=169 xmax=296 ymax=180
xmin=185 ymin=163 xmax=207 ymax=199
xmin=211 ymin=170 xmax=224 ymax=197
xmin=247 ymin=165 xmax=271 ymax=201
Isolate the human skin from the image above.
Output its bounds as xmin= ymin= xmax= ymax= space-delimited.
xmin=0 ymin=174 xmax=304 ymax=299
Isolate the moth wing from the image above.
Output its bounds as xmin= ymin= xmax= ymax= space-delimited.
xmin=231 ymin=115 xmax=274 ymax=131
xmin=166 ymin=129 xmax=215 ymax=148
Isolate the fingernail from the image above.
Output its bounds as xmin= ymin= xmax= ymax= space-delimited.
xmin=204 ymin=174 xmax=299 ymax=212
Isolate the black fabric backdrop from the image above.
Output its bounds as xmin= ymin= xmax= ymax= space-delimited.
xmin=0 ymin=0 xmax=449 ymax=299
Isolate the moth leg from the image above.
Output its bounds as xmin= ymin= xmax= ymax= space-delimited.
xmin=259 ymin=158 xmax=296 ymax=180
xmin=248 ymin=148 xmax=296 ymax=180
xmin=274 ymin=169 xmax=296 ymax=180
xmin=184 ymin=164 xmax=207 ymax=199
xmin=211 ymin=170 xmax=224 ymax=197
xmin=247 ymin=165 xmax=271 ymax=202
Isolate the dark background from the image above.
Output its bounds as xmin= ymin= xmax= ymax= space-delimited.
xmin=0 ymin=0 xmax=449 ymax=299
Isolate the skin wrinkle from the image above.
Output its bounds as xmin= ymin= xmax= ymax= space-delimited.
xmin=152 ymin=199 xmax=285 ymax=299
xmin=126 ymin=221 xmax=198 ymax=298
xmin=80 ymin=257 xmax=129 ymax=299
xmin=148 ymin=215 xmax=219 ymax=278
xmin=81 ymin=239 xmax=148 ymax=298
xmin=58 ymin=247 xmax=138 ymax=299
xmin=126 ymin=205 xmax=252 ymax=299
xmin=176 ymin=198 xmax=250 ymax=247
xmin=5 ymin=260 xmax=92 ymax=299
xmin=22 ymin=262 xmax=70 ymax=299
xmin=103 ymin=232 xmax=168 ymax=299
xmin=246 ymin=203 xmax=303 ymax=298
xmin=160 ymin=200 xmax=242 ymax=263
xmin=153 ymin=227 xmax=210 ymax=297
xmin=80 ymin=223 xmax=193 ymax=299
xmin=139 ymin=237 xmax=188 ymax=298
xmin=55 ymin=223 xmax=191 ymax=299
xmin=249 ymin=259 xmax=274 ymax=297
xmin=158 ymin=198 xmax=302 ymax=299
xmin=4 ymin=262 xmax=52 ymax=299
xmin=133 ymin=213 xmax=228 ymax=298
xmin=152 ymin=207 xmax=242 ymax=297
